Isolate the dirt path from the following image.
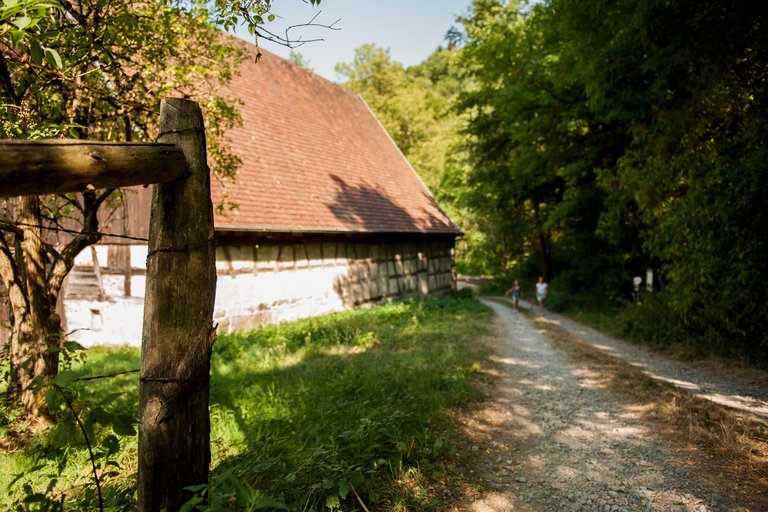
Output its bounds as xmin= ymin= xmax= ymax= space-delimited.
xmin=452 ymin=299 xmax=767 ymax=512
xmin=517 ymin=300 xmax=768 ymax=422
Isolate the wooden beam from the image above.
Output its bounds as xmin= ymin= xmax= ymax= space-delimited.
xmin=0 ymin=140 xmax=187 ymax=197
xmin=137 ymin=99 xmax=216 ymax=512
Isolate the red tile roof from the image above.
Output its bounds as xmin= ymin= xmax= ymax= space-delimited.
xmin=211 ymin=43 xmax=460 ymax=236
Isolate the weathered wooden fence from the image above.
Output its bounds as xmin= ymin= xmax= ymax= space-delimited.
xmin=1 ymin=98 xmax=216 ymax=512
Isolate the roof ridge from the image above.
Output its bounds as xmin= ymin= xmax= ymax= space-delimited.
xmin=228 ymin=33 xmax=354 ymax=93
xmin=211 ymin=31 xmax=462 ymax=236
xmin=353 ymin=92 xmax=460 ymax=233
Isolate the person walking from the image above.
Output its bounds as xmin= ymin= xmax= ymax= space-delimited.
xmin=535 ymin=276 xmax=548 ymax=313
xmin=506 ymin=280 xmax=523 ymax=310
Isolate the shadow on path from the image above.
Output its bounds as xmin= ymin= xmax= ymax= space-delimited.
xmin=496 ymin=296 xmax=768 ymax=422
xmin=460 ymin=298 xmax=765 ymax=511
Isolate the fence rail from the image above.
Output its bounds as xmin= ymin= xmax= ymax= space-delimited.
xmin=0 ymin=140 xmax=186 ymax=197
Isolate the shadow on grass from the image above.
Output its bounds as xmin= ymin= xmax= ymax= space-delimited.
xmin=69 ymin=346 xmax=141 ymax=415
xmin=3 ymin=295 xmax=492 ymax=511
xmin=207 ymin=296 xmax=492 ymax=509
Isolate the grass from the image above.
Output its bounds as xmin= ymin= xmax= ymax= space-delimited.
xmin=1 ymin=292 xmax=492 ymax=511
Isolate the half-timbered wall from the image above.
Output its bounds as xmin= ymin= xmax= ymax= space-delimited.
xmin=63 ymin=237 xmax=456 ymax=346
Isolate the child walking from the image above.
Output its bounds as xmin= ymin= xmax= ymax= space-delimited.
xmin=506 ymin=280 xmax=523 ymax=310
xmin=535 ymin=276 xmax=548 ymax=313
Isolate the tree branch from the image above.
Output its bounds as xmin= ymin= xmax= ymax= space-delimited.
xmin=0 ymin=239 xmax=28 ymax=315
xmin=251 ymin=11 xmax=341 ymax=49
xmin=0 ymin=219 xmax=23 ymax=237
xmin=47 ymin=189 xmax=115 ymax=296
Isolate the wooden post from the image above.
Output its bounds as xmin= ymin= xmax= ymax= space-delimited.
xmin=138 ymin=99 xmax=217 ymax=512
xmin=123 ymin=246 xmax=132 ymax=297
xmin=90 ymin=246 xmax=105 ymax=300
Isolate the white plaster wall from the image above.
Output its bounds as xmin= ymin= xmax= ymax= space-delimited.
xmin=65 ymin=297 xmax=145 ymax=347
xmin=214 ymin=264 xmax=349 ymax=334
xmin=100 ymin=275 xmax=147 ymax=298
xmin=65 ymin=240 xmax=456 ymax=347
xmin=73 ymin=246 xmax=109 ymax=266
xmin=131 ymin=246 xmax=148 ymax=269
xmin=74 ymin=246 xmax=147 ymax=270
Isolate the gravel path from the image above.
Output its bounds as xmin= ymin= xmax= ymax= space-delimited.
xmin=457 ymin=299 xmax=764 ymax=512
xmin=514 ymin=300 xmax=768 ymax=422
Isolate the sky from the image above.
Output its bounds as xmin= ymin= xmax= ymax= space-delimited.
xmin=234 ymin=0 xmax=473 ymax=82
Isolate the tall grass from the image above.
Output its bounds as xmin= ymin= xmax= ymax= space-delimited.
xmin=207 ymin=292 xmax=491 ymax=510
xmin=1 ymin=292 xmax=491 ymax=511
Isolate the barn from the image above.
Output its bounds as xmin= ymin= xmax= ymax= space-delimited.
xmin=61 ymin=42 xmax=461 ymax=347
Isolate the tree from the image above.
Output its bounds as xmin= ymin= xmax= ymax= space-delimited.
xmin=458 ymin=1 xmax=578 ymax=280
xmin=0 ymin=0 xmax=322 ymax=418
xmin=338 ymin=44 xmax=462 ymax=189
xmin=337 ymin=45 xmax=431 ymax=156
xmin=550 ymin=0 xmax=768 ymax=357
xmin=288 ymin=50 xmax=313 ymax=70
xmin=337 ymin=37 xmax=527 ymax=276
xmin=457 ymin=0 xmax=768 ymax=361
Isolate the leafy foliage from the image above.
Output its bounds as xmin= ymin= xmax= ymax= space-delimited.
xmin=0 ymin=0 xmax=251 ymax=416
xmin=4 ymin=343 xmax=140 ymax=511
xmin=208 ymin=294 xmax=491 ymax=510
xmin=337 ymin=44 xmax=465 ymax=192
xmin=457 ymin=0 xmax=768 ymax=363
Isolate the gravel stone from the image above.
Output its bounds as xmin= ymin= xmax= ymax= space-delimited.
xmin=456 ymin=298 xmax=767 ymax=512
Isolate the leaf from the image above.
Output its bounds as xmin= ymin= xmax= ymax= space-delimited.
xmin=253 ymin=496 xmax=289 ymax=510
xmin=63 ymin=340 xmax=85 ymax=352
xmin=350 ymin=471 xmax=365 ymax=486
xmin=183 ymin=483 xmax=208 ymax=493
xmin=179 ymin=495 xmax=204 ymax=512
xmin=10 ymin=29 xmax=24 ymax=46
xmin=12 ymin=15 xmax=31 ymax=29
xmin=44 ymin=388 xmax=60 ymax=411
xmin=101 ymin=434 xmax=120 ymax=454
xmin=228 ymin=475 xmax=251 ymax=503
xmin=112 ymin=422 xmax=136 ymax=436
xmin=106 ymin=410 xmax=137 ymax=436
xmin=53 ymin=371 xmax=76 ymax=385
xmin=44 ymin=47 xmax=63 ymax=69
xmin=338 ymin=479 xmax=349 ymax=499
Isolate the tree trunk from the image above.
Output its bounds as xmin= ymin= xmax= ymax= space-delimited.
xmin=2 ymin=190 xmax=108 ymax=419
xmin=7 ymin=196 xmax=61 ymax=418
xmin=138 ymin=99 xmax=216 ymax=512
xmin=532 ymin=201 xmax=553 ymax=280
xmin=500 ymin=232 xmax=509 ymax=276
